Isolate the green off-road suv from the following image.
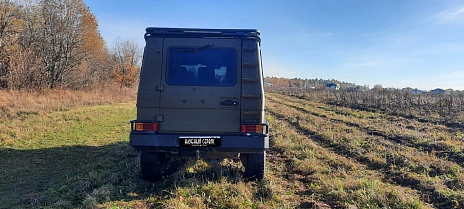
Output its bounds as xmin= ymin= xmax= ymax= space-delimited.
xmin=129 ymin=27 xmax=269 ymax=181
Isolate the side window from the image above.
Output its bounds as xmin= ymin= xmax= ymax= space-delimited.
xmin=166 ymin=47 xmax=237 ymax=86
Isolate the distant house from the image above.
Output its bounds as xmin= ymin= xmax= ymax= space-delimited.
xmin=326 ymin=83 xmax=340 ymax=90
xmin=411 ymin=88 xmax=422 ymax=95
xmin=346 ymin=86 xmax=357 ymax=91
xmin=264 ymin=82 xmax=273 ymax=86
xmin=430 ymin=88 xmax=445 ymax=95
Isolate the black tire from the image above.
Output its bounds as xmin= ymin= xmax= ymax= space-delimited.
xmin=243 ymin=151 xmax=266 ymax=181
xmin=140 ymin=151 xmax=164 ymax=182
xmin=163 ymin=158 xmax=187 ymax=176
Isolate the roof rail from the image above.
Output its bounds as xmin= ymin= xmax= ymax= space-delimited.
xmin=144 ymin=27 xmax=261 ymax=42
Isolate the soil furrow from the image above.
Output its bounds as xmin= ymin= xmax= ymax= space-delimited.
xmin=266 ymin=100 xmax=464 ymax=208
xmin=268 ymin=95 xmax=464 ymax=168
xmin=266 ymin=112 xmax=431 ymax=208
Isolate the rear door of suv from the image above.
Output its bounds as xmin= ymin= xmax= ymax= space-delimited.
xmin=158 ymin=38 xmax=242 ymax=134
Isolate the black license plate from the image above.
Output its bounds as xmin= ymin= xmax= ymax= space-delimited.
xmin=179 ymin=136 xmax=221 ymax=147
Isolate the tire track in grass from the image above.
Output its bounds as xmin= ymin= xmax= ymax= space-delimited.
xmin=269 ymin=94 xmax=464 ymax=169
xmin=268 ymin=95 xmax=464 ymax=193
xmin=273 ymin=91 xmax=464 ymax=130
xmin=266 ymin=99 xmax=464 ymax=208
xmin=266 ymin=106 xmax=430 ymax=208
xmin=265 ymin=119 xmax=330 ymax=208
xmin=271 ymin=92 xmax=456 ymax=133
xmin=271 ymin=94 xmax=464 ymax=184
xmin=267 ymin=107 xmax=459 ymax=208
xmin=266 ymin=148 xmax=332 ymax=208
xmin=266 ymin=118 xmax=355 ymax=208
xmin=273 ymin=92 xmax=463 ymax=145
xmin=275 ymin=92 xmax=460 ymax=135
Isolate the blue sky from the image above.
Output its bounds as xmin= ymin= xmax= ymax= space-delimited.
xmin=84 ymin=0 xmax=464 ymax=90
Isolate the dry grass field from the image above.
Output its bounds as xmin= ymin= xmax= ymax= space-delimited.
xmin=1 ymin=89 xmax=463 ymax=208
xmin=0 ymin=87 xmax=136 ymax=120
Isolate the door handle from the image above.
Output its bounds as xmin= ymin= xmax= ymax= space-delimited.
xmin=221 ymin=100 xmax=239 ymax=106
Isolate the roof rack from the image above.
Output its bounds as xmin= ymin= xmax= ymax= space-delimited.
xmin=144 ymin=27 xmax=261 ymax=42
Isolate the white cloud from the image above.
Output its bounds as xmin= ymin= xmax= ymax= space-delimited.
xmin=449 ymin=7 xmax=464 ymax=18
xmin=432 ymin=6 xmax=464 ymax=23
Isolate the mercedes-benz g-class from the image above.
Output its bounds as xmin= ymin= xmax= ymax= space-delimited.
xmin=130 ymin=27 xmax=269 ymax=181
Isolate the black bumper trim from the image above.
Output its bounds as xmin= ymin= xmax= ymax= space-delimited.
xmin=130 ymin=133 xmax=269 ymax=153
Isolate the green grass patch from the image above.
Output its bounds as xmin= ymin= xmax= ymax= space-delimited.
xmin=0 ymin=102 xmax=284 ymax=209
xmin=0 ymin=102 xmax=141 ymax=208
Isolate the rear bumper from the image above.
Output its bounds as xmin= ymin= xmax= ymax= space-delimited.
xmin=130 ymin=132 xmax=269 ymax=153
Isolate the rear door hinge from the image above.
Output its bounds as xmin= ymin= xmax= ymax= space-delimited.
xmin=155 ymin=115 xmax=163 ymax=122
xmin=156 ymin=85 xmax=164 ymax=91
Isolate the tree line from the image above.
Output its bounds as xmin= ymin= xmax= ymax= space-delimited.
xmin=265 ymin=76 xmax=355 ymax=89
xmin=0 ymin=0 xmax=140 ymax=90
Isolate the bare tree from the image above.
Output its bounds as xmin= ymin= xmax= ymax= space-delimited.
xmin=7 ymin=48 xmax=45 ymax=89
xmin=34 ymin=0 xmax=89 ymax=88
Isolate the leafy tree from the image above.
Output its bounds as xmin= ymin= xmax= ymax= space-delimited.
xmin=373 ymin=84 xmax=383 ymax=90
xmin=110 ymin=38 xmax=142 ymax=88
xmin=0 ymin=0 xmax=25 ymax=87
xmin=0 ymin=0 xmax=115 ymax=90
xmin=71 ymin=6 xmax=112 ymax=89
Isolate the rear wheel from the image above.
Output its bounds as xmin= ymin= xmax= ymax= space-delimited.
xmin=243 ymin=151 xmax=266 ymax=180
xmin=140 ymin=151 xmax=164 ymax=182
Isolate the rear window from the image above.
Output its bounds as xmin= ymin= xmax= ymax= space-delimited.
xmin=166 ymin=47 xmax=237 ymax=86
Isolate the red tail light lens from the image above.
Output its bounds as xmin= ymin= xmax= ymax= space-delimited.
xmin=241 ymin=124 xmax=264 ymax=133
xmin=135 ymin=122 xmax=158 ymax=131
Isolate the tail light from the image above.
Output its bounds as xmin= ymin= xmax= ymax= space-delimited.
xmin=133 ymin=122 xmax=158 ymax=132
xmin=241 ymin=124 xmax=266 ymax=134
